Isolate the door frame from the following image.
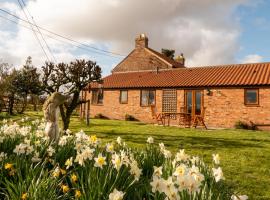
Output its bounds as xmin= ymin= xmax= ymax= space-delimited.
xmin=184 ymin=90 xmax=204 ymax=118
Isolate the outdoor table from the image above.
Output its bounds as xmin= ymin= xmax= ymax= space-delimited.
xmin=162 ymin=112 xmax=191 ymax=127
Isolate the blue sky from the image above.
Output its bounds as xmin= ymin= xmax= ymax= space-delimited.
xmin=0 ymin=0 xmax=269 ymax=75
xmin=236 ymin=0 xmax=270 ymax=62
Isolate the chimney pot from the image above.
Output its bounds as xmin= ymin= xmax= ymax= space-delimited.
xmin=135 ymin=33 xmax=148 ymax=49
xmin=175 ymin=53 xmax=185 ymax=66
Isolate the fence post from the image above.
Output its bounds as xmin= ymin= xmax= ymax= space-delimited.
xmin=86 ymin=100 xmax=90 ymax=126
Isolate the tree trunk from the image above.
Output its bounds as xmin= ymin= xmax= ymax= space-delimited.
xmin=59 ymin=91 xmax=80 ymax=130
xmin=18 ymin=95 xmax=27 ymax=114
xmin=8 ymin=95 xmax=14 ymax=115
xmin=31 ymin=94 xmax=38 ymax=111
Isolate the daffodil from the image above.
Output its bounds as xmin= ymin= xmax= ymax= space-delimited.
xmin=153 ymin=166 xmax=163 ymax=177
xmin=61 ymin=184 xmax=70 ymax=193
xmin=60 ymin=168 xmax=67 ymax=175
xmin=108 ymin=188 xmax=125 ymax=200
xmin=89 ymin=135 xmax=98 ymax=144
xmin=147 ymin=137 xmax=154 ymax=144
xmin=173 ymin=164 xmax=187 ymax=177
xmin=52 ymin=167 xmax=60 ymax=178
xmin=94 ymin=153 xmax=107 ymax=168
xmin=212 ymin=167 xmax=225 ymax=182
xmin=0 ymin=152 xmax=7 ymax=162
xmin=106 ymin=143 xmax=114 ymax=153
xmin=112 ymin=154 xmax=122 ymax=171
xmin=65 ymin=157 xmax=73 ymax=169
xmin=75 ymin=190 xmax=82 ymax=198
xmin=231 ymin=194 xmax=248 ymax=200
xmin=21 ymin=192 xmax=27 ymax=200
xmin=212 ymin=154 xmax=220 ymax=165
xmin=4 ymin=163 xmax=13 ymax=170
xmin=71 ymin=173 xmax=78 ymax=183
xmin=116 ymin=137 xmax=122 ymax=145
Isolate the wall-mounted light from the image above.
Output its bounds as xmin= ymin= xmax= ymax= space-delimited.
xmin=206 ymin=88 xmax=212 ymax=96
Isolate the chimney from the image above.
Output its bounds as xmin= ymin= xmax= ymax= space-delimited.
xmin=175 ymin=53 xmax=185 ymax=66
xmin=135 ymin=33 xmax=148 ymax=49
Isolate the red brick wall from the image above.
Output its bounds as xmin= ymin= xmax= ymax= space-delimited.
xmin=82 ymin=87 xmax=270 ymax=129
xmin=112 ymin=48 xmax=171 ymax=73
xmin=203 ymin=88 xmax=270 ymax=128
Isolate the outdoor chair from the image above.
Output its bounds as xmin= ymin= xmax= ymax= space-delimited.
xmin=150 ymin=105 xmax=165 ymax=126
xmin=192 ymin=107 xmax=207 ymax=129
xmin=178 ymin=106 xmax=191 ymax=128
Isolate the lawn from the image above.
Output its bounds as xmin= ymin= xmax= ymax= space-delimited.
xmin=1 ymin=111 xmax=270 ymax=199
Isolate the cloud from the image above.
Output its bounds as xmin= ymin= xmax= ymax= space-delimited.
xmin=0 ymin=0 xmax=258 ymax=73
xmin=241 ymin=54 xmax=263 ymax=63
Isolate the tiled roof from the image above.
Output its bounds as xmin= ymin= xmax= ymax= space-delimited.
xmin=91 ymin=62 xmax=270 ymax=89
xmin=146 ymin=48 xmax=185 ymax=68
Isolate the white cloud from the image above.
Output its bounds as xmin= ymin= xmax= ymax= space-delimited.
xmin=241 ymin=54 xmax=263 ymax=63
xmin=0 ymin=0 xmax=256 ymax=71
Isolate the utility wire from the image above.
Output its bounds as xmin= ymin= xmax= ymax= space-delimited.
xmin=20 ymin=0 xmax=57 ymax=63
xmin=0 ymin=8 xmax=171 ymax=65
xmin=0 ymin=14 xmax=122 ymax=59
xmin=0 ymin=8 xmax=125 ymax=57
xmin=16 ymin=0 xmax=51 ymax=62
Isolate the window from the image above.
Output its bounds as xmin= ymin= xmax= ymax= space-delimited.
xmin=91 ymin=89 xmax=103 ymax=105
xmin=140 ymin=90 xmax=155 ymax=106
xmin=244 ymin=89 xmax=259 ymax=106
xmin=120 ymin=90 xmax=128 ymax=104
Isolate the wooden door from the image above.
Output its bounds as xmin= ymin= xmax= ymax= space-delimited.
xmin=185 ymin=90 xmax=203 ymax=118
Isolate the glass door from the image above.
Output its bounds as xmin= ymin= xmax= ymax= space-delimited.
xmin=185 ymin=90 xmax=203 ymax=118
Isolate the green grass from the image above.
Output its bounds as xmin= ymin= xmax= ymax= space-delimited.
xmin=2 ymin=111 xmax=270 ymax=199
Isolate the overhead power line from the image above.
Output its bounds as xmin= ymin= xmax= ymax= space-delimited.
xmin=0 ymin=8 xmax=125 ymax=57
xmin=19 ymin=0 xmax=57 ymax=63
xmin=0 ymin=14 xmax=123 ymax=59
xmin=16 ymin=0 xmax=51 ymax=62
xmin=0 ymin=8 xmax=172 ymax=65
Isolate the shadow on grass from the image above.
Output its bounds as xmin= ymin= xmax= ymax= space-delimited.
xmin=83 ymin=128 xmax=264 ymax=150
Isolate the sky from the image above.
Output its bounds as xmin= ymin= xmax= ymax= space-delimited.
xmin=0 ymin=0 xmax=269 ymax=75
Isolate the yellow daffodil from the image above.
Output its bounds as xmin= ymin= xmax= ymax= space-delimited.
xmin=94 ymin=154 xmax=107 ymax=168
xmin=4 ymin=163 xmax=13 ymax=170
xmin=71 ymin=173 xmax=78 ymax=183
xmin=65 ymin=157 xmax=73 ymax=169
xmin=52 ymin=167 xmax=60 ymax=178
xmin=61 ymin=184 xmax=70 ymax=193
xmin=75 ymin=190 xmax=82 ymax=198
xmin=106 ymin=143 xmax=114 ymax=153
xmin=60 ymin=168 xmax=67 ymax=175
xmin=89 ymin=135 xmax=98 ymax=144
xmin=21 ymin=192 xmax=27 ymax=200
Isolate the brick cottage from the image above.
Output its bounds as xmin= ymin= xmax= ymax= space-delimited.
xmin=80 ymin=34 xmax=270 ymax=129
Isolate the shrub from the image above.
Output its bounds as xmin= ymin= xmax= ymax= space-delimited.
xmin=94 ymin=113 xmax=109 ymax=119
xmin=235 ymin=120 xmax=257 ymax=130
xmin=124 ymin=114 xmax=137 ymax=121
xmin=0 ymin=119 xmax=247 ymax=200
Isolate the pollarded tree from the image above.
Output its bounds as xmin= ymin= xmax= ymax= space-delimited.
xmin=42 ymin=59 xmax=102 ymax=130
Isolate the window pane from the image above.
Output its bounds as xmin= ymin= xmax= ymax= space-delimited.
xmin=97 ymin=89 xmax=103 ymax=104
xmin=186 ymin=91 xmax=192 ymax=114
xmin=91 ymin=90 xmax=98 ymax=104
xmin=149 ymin=90 xmax=155 ymax=105
xmin=120 ymin=90 xmax=128 ymax=103
xmin=141 ymin=90 xmax=148 ymax=106
xmin=195 ymin=91 xmax=201 ymax=115
xmin=246 ymin=89 xmax=258 ymax=104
